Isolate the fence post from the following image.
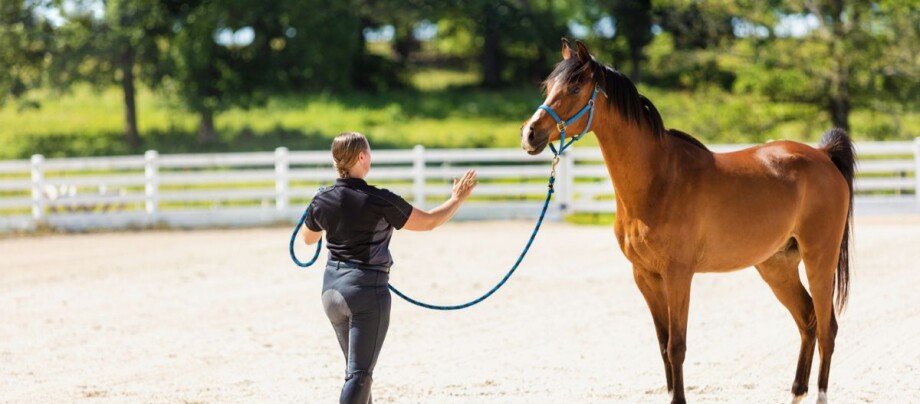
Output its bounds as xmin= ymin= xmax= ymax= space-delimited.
xmin=30 ymin=154 xmax=45 ymax=222
xmin=914 ymin=137 xmax=920 ymax=212
xmin=561 ymin=151 xmax=576 ymax=218
xmin=275 ymin=147 xmax=290 ymax=211
xmin=144 ymin=150 xmax=159 ymax=218
xmin=413 ymin=145 xmax=426 ymax=207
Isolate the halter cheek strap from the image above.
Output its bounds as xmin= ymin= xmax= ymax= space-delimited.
xmin=537 ymin=85 xmax=605 ymax=156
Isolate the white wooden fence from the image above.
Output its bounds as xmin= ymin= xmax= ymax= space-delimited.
xmin=1 ymin=140 xmax=918 ymax=231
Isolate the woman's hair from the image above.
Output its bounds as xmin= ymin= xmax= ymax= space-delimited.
xmin=331 ymin=132 xmax=370 ymax=178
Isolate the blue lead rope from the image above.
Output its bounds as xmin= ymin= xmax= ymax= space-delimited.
xmin=291 ymin=81 xmax=603 ymax=309
xmin=289 ymin=208 xmax=323 ymax=267
xmin=291 ymin=82 xmax=602 ymax=309
xmin=388 ymin=175 xmax=556 ymax=310
xmin=289 ymin=170 xmax=558 ymax=311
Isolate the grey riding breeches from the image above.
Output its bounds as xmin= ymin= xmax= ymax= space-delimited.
xmin=322 ymin=261 xmax=391 ymax=404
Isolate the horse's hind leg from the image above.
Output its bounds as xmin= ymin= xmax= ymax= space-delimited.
xmin=799 ymin=241 xmax=841 ymax=404
xmin=755 ymin=245 xmax=816 ymax=403
xmin=633 ymin=267 xmax=673 ymax=394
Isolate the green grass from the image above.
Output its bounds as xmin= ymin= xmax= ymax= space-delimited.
xmin=407 ymin=68 xmax=480 ymax=91
xmin=1 ymin=69 xmax=917 ymax=160
xmin=565 ymin=212 xmax=616 ymax=225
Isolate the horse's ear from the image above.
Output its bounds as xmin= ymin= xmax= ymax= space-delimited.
xmin=561 ymin=38 xmax=573 ymax=60
xmin=574 ymin=40 xmax=591 ymax=63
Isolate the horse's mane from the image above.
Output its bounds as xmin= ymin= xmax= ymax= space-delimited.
xmin=543 ymin=56 xmax=708 ymax=151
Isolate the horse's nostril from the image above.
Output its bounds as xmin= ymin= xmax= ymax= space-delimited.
xmin=527 ymin=127 xmax=535 ymax=141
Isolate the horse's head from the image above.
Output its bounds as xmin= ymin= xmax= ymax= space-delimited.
xmin=521 ymin=39 xmax=601 ymax=155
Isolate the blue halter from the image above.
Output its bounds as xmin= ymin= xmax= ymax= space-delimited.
xmin=537 ymin=85 xmax=605 ymax=155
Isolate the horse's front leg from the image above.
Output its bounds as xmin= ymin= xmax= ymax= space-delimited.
xmin=632 ymin=266 xmax=673 ymax=393
xmin=663 ymin=267 xmax=694 ymax=404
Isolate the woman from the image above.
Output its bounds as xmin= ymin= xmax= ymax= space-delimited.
xmin=300 ymin=132 xmax=477 ymax=403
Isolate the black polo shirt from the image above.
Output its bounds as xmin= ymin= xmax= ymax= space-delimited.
xmin=304 ymin=177 xmax=414 ymax=267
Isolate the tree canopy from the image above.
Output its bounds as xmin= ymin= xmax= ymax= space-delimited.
xmin=0 ymin=0 xmax=916 ymax=147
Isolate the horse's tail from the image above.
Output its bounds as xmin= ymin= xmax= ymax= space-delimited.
xmin=819 ymin=127 xmax=855 ymax=314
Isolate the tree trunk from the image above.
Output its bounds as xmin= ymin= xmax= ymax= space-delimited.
xmin=829 ymin=94 xmax=850 ymax=131
xmin=198 ymin=109 xmax=216 ymax=144
xmin=351 ymin=16 xmax=373 ymax=89
xmin=392 ymin=23 xmax=416 ymax=64
xmin=481 ymin=6 xmax=502 ymax=88
xmin=612 ymin=0 xmax=651 ymax=84
xmin=532 ymin=46 xmax=548 ymax=85
xmin=120 ymin=46 xmax=140 ymax=148
xmin=826 ymin=0 xmax=851 ymax=132
xmin=629 ymin=47 xmax=642 ymax=84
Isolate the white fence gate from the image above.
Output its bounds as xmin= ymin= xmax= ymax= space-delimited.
xmin=1 ymin=140 xmax=918 ymax=231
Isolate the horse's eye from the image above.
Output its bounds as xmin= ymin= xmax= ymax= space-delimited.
xmin=572 ymin=86 xmax=581 ymax=94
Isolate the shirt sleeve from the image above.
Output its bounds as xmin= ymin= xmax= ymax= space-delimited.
xmin=303 ymin=202 xmax=323 ymax=231
xmin=378 ymin=189 xmax=413 ymax=230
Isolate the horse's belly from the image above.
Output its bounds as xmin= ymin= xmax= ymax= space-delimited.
xmin=696 ymin=215 xmax=795 ymax=272
xmin=692 ymin=174 xmax=801 ymax=271
xmin=695 ymin=253 xmax=781 ymax=273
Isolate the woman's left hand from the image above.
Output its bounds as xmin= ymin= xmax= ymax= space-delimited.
xmin=452 ymin=169 xmax=478 ymax=201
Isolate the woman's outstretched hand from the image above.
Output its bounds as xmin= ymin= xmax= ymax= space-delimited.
xmin=451 ymin=169 xmax=478 ymax=201
xmin=405 ymin=169 xmax=477 ymax=231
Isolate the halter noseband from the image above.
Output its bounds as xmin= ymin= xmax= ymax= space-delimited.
xmin=536 ymin=84 xmax=606 ymax=156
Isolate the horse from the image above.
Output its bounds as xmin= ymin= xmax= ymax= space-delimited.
xmin=521 ymin=39 xmax=855 ymax=404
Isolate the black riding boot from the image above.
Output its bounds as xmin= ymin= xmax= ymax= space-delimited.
xmin=340 ymin=371 xmax=373 ymax=404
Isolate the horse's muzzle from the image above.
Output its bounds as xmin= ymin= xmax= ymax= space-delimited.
xmin=521 ymin=126 xmax=549 ymax=155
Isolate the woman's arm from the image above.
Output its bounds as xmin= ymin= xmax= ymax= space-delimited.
xmin=404 ymin=169 xmax=477 ymax=231
xmin=301 ymin=224 xmax=323 ymax=245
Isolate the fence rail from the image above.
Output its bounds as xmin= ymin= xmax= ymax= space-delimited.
xmin=1 ymin=139 xmax=918 ymax=231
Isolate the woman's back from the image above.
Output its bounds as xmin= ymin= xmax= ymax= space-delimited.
xmin=306 ymin=177 xmax=413 ymax=268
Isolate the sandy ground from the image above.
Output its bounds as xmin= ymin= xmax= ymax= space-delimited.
xmin=1 ymin=217 xmax=919 ymax=403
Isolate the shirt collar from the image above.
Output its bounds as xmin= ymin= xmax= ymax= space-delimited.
xmin=336 ymin=177 xmax=368 ymax=187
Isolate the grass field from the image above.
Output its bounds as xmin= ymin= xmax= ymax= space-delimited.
xmin=2 ymin=69 xmax=917 ymax=159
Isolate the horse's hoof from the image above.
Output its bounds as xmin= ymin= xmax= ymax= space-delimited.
xmin=815 ymin=391 xmax=828 ymax=404
xmin=791 ymin=392 xmax=807 ymax=404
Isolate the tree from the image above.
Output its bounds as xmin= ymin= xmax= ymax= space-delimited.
xmin=49 ymin=0 xmax=171 ymax=147
xmin=607 ymin=0 xmax=653 ymax=83
xmin=348 ymin=0 xmax=430 ymax=91
xmin=802 ymin=0 xmax=860 ymax=130
xmin=434 ymin=0 xmax=570 ymax=88
xmin=161 ymin=0 xmax=360 ymax=143
xmin=654 ymin=2 xmax=735 ymax=50
xmin=733 ymin=0 xmax=919 ymax=132
xmin=0 ymin=0 xmax=55 ymax=105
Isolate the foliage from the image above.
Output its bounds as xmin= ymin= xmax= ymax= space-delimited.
xmin=644 ymin=32 xmax=737 ymax=90
xmin=606 ymin=0 xmax=653 ymax=81
xmin=0 ymin=0 xmax=917 ymax=155
xmin=653 ymin=0 xmax=738 ymax=50
xmin=731 ymin=0 xmax=920 ymax=130
xmin=2 ymin=77 xmax=916 ymax=159
xmin=48 ymin=0 xmax=173 ymax=146
xmin=0 ymin=0 xmax=55 ymax=103
xmin=433 ymin=0 xmax=572 ymax=87
xmin=48 ymin=0 xmax=169 ymax=87
xmin=158 ymin=0 xmax=361 ymax=142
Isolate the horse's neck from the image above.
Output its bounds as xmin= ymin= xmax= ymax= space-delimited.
xmin=593 ymin=115 xmax=667 ymax=213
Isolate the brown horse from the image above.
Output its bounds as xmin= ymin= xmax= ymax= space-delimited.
xmin=521 ymin=39 xmax=854 ymax=404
